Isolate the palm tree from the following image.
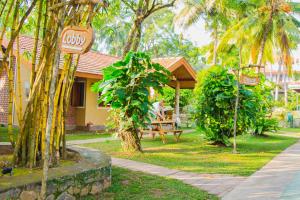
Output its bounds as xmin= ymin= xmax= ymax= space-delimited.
xmin=217 ymin=0 xmax=299 ymax=107
xmin=246 ymin=1 xmax=299 ymax=70
xmin=175 ymin=0 xmax=230 ymax=65
xmin=251 ymin=1 xmax=299 ymax=105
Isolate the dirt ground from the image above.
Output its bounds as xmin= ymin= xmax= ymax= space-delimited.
xmin=0 ymin=145 xmax=13 ymax=155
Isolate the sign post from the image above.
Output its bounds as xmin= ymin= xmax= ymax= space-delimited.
xmin=240 ymin=75 xmax=260 ymax=86
xmin=60 ymin=26 xmax=94 ymax=54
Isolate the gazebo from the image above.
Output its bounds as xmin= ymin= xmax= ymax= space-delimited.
xmin=153 ymin=57 xmax=197 ymax=123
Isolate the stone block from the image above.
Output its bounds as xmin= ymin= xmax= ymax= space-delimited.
xmin=80 ymin=186 xmax=90 ymax=196
xmin=46 ymin=194 xmax=55 ymax=200
xmin=90 ymin=183 xmax=103 ymax=195
xmin=20 ymin=191 xmax=38 ymax=200
xmin=56 ymin=192 xmax=75 ymax=200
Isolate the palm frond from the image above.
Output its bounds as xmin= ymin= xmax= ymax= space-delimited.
xmin=290 ymin=2 xmax=300 ymax=13
xmin=174 ymin=2 xmax=205 ymax=28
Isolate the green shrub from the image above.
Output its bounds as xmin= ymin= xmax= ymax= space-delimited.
xmin=253 ymin=118 xmax=279 ymax=135
xmin=194 ymin=66 xmax=273 ymax=145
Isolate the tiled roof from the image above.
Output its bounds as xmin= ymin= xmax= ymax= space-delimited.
xmin=5 ymin=35 xmax=195 ymax=80
xmin=152 ymin=57 xmax=183 ymax=69
xmin=4 ymin=35 xmax=119 ymax=75
xmin=76 ymin=51 xmax=119 ymax=75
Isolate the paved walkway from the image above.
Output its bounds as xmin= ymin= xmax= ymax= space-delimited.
xmin=223 ymin=140 xmax=300 ymax=200
xmin=112 ymin=157 xmax=245 ymax=197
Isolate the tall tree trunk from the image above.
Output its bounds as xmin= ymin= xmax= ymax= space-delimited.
xmin=131 ymin=23 xmax=142 ymax=52
xmin=212 ymin=26 xmax=218 ymax=65
xmin=284 ymin=72 xmax=288 ymax=107
xmin=8 ymin=52 xmax=15 ymax=146
xmin=41 ymin=9 xmax=65 ymax=199
xmin=275 ymin=60 xmax=282 ymax=101
xmin=30 ymin=0 xmax=43 ymax=89
xmin=256 ymin=9 xmax=273 ymax=67
xmin=233 ymin=45 xmax=243 ymax=153
xmin=0 ymin=0 xmax=14 ymax=48
xmin=16 ymin=34 xmax=22 ymax=126
xmin=119 ymin=122 xmax=142 ymax=152
xmin=123 ymin=19 xmax=142 ymax=57
xmin=0 ymin=0 xmax=8 ymax=18
xmin=7 ymin=0 xmax=19 ymax=147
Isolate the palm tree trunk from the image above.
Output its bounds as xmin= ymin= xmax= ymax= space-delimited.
xmin=257 ymin=10 xmax=273 ymax=67
xmin=284 ymin=72 xmax=288 ymax=107
xmin=212 ymin=26 xmax=218 ymax=65
xmin=275 ymin=60 xmax=282 ymax=101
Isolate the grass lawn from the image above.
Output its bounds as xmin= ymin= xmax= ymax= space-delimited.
xmin=0 ymin=154 xmax=74 ymax=177
xmin=0 ymin=127 xmax=18 ymax=142
xmin=278 ymin=127 xmax=300 ymax=133
xmin=83 ymin=131 xmax=298 ymax=176
xmin=276 ymin=127 xmax=300 ymax=138
xmin=0 ymin=127 xmax=112 ymax=142
xmin=280 ymin=127 xmax=300 ymax=132
xmin=99 ymin=167 xmax=217 ymax=200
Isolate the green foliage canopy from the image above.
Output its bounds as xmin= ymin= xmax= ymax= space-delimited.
xmin=194 ymin=66 xmax=274 ymax=145
xmin=92 ymin=52 xmax=170 ymax=151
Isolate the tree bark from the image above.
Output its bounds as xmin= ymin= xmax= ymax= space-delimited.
xmin=41 ymin=9 xmax=65 ymax=199
xmin=119 ymin=129 xmax=142 ymax=152
xmin=256 ymin=7 xmax=273 ymax=67
xmin=212 ymin=26 xmax=218 ymax=65
xmin=123 ymin=19 xmax=142 ymax=57
xmin=284 ymin=72 xmax=288 ymax=107
xmin=30 ymin=0 xmax=43 ymax=89
xmin=275 ymin=60 xmax=282 ymax=101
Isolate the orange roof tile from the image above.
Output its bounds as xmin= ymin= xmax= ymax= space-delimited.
xmin=4 ymin=35 xmax=196 ymax=88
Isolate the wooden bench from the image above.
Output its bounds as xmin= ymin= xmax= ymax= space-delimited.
xmin=140 ymin=120 xmax=183 ymax=144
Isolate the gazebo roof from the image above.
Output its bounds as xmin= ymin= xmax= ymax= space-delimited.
xmin=153 ymin=57 xmax=197 ymax=89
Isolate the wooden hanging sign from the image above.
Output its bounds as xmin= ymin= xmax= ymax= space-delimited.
xmin=240 ymin=75 xmax=260 ymax=86
xmin=60 ymin=26 xmax=94 ymax=54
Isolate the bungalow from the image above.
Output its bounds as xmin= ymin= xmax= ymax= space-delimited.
xmin=0 ymin=35 xmax=197 ymax=131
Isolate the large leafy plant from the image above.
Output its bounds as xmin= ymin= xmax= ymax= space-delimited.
xmin=194 ymin=66 xmax=260 ymax=145
xmin=250 ymin=75 xmax=278 ymax=135
xmin=92 ymin=52 xmax=170 ymax=152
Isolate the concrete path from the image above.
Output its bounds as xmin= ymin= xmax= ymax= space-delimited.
xmin=223 ymin=140 xmax=300 ymax=200
xmin=112 ymin=157 xmax=245 ymax=197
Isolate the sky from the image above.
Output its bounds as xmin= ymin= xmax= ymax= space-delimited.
xmin=176 ymin=0 xmax=300 ymax=57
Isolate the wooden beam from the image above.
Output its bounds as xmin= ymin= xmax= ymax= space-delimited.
xmin=175 ymin=80 xmax=180 ymax=125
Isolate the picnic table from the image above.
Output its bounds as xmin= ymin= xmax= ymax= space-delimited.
xmin=140 ymin=120 xmax=183 ymax=144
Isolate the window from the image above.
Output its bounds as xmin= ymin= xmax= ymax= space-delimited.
xmin=71 ymin=82 xmax=85 ymax=107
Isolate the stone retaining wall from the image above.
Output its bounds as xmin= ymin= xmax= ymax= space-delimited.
xmin=0 ymin=146 xmax=111 ymax=200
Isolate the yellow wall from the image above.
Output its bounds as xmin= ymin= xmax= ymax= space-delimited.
xmin=13 ymin=58 xmax=31 ymax=126
xmin=12 ymin=59 xmax=110 ymax=128
xmin=84 ymin=78 xmax=110 ymax=127
xmin=75 ymin=108 xmax=86 ymax=126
